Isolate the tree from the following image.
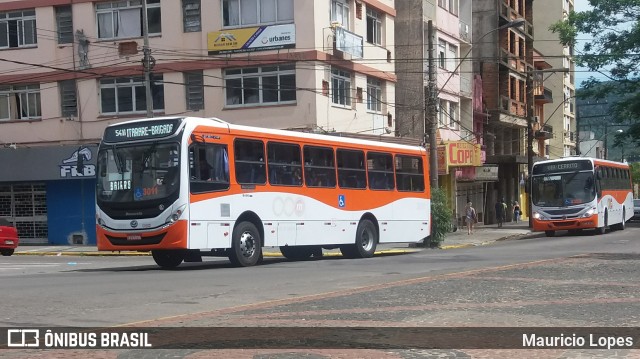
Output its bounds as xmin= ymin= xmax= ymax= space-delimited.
xmin=550 ymin=1 xmax=640 ymax=140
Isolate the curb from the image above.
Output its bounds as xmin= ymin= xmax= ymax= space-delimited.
xmin=440 ymin=231 xmax=544 ymax=250
xmin=15 ymin=248 xmax=420 ymax=258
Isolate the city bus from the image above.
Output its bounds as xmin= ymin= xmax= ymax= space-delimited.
xmin=95 ymin=117 xmax=431 ymax=268
xmin=531 ymin=157 xmax=632 ymax=237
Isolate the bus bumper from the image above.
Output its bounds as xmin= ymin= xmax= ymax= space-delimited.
xmin=533 ymin=215 xmax=598 ymax=232
xmin=96 ymin=220 xmax=188 ymax=251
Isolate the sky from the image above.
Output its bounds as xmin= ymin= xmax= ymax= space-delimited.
xmin=572 ymin=0 xmax=613 ymax=87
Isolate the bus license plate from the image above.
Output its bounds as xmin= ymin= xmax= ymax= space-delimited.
xmin=127 ymin=235 xmax=142 ymax=241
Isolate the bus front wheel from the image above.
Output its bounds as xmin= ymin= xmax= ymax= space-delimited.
xmin=341 ymin=219 xmax=378 ymax=259
xmin=152 ymin=250 xmax=184 ymax=268
xmin=596 ymin=210 xmax=607 ymax=235
xmin=229 ymin=221 xmax=262 ymax=267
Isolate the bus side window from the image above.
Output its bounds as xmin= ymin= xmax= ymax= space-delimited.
xmin=234 ymin=139 xmax=266 ymax=185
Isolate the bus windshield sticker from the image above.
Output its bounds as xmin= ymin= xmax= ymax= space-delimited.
xmin=338 ymin=195 xmax=345 ymax=208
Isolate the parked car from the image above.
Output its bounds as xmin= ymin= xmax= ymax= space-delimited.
xmin=634 ymin=199 xmax=640 ymax=221
xmin=0 ymin=218 xmax=18 ymax=256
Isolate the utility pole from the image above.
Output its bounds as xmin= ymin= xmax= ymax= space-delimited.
xmin=526 ymin=71 xmax=534 ymax=228
xmin=426 ymin=20 xmax=438 ymax=188
xmin=142 ymin=0 xmax=155 ymax=118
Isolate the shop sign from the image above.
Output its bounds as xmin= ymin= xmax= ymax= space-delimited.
xmin=437 ymin=145 xmax=448 ymax=175
xmin=475 ymin=165 xmax=499 ymax=182
xmin=0 ymin=145 xmax=97 ymax=181
xmin=59 ymin=147 xmax=95 ymax=178
xmin=445 ymin=141 xmax=482 ymax=167
xmin=207 ymin=24 xmax=296 ymax=55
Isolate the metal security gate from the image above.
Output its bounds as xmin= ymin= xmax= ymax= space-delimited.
xmin=0 ymin=183 xmax=48 ymax=244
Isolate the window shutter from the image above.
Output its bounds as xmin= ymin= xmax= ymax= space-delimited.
xmin=185 ymin=71 xmax=204 ymax=111
xmin=59 ymin=80 xmax=77 ymax=117
xmin=55 ymin=6 xmax=73 ymax=44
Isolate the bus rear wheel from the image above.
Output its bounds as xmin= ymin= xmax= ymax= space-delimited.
xmin=612 ymin=209 xmax=626 ymax=231
xmin=152 ymin=250 xmax=185 ymax=268
xmin=341 ymin=219 xmax=378 ymax=259
xmin=229 ymin=221 xmax=262 ymax=267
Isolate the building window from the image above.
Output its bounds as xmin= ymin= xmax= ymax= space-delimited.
xmin=366 ymin=8 xmax=381 ymax=45
xmin=331 ymin=68 xmax=352 ymax=107
xmin=331 ymin=0 xmax=350 ymax=29
xmin=366 ymin=77 xmax=382 ymax=113
xmin=96 ymin=0 xmax=161 ymax=40
xmin=0 ymin=85 xmax=41 ymax=121
xmin=0 ymin=9 xmax=37 ymax=49
xmin=225 ymin=64 xmax=296 ymax=107
xmin=438 ymin=0 xmax=458 ymax=15
xmin=99 ymin=75 xmax=164 ymax=114
xmin=223 ymin=0 xmax=294 ymax=27
xmin=59 ymin=80 xmax=77 ymax=117
xmin=448 ymin=101 xmax=458 ymax=129
xmin=439 ymin=39 xmax=458 ymax=71
xmin=183 ymin=0 xmax=201 ymax=32
xmin=185 ymin=71 xmax=204 ymax=111
xmin=55 ymin=6 xmax=73 ymax=44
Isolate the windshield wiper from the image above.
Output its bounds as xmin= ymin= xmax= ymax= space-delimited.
xmin=141 ymin=141 xmax=158 ymax=172
xmin=112 ymin=146 xmax=125 ymax=174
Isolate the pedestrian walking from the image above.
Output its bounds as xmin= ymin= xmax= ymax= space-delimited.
xmin=513 ymin=201 xmax=521 ymax=223
xmin=465 ymin=202 xmax=477 ymax=235
xmin=495 ymin=199 xmax=505 ymax=228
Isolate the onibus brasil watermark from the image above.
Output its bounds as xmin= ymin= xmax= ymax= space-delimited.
xmin=7 ymin=329 xmax=151 ymax=349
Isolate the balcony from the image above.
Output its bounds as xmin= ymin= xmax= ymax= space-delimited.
xmin=490 ymin=95 xmax=527 ymax=127
xmin=459 ymin=20 xmax=471 ymax=44
xmin=535 ymin=124 xmax=554 ymax=140
xmin=534 ymin=87 xmax=553 ymax=104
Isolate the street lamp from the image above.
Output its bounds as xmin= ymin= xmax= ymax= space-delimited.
xmin=427 ymin=18 xmax=526 ymax=188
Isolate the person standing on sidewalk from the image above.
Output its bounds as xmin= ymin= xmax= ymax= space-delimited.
xmin=465 ymin=202 xmax=477 ymax=235
xmin=495 ymin=199 xmax=505 ymax=228
xmin=513 ymin=201 xmax=521 ymax=223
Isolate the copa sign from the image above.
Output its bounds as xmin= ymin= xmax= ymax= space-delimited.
xmin=446 ymin=142 xmax=481 ymax=167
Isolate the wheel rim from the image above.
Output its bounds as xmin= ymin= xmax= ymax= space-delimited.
xmin=239 ymin=231 xmax=256 ymax=258
xmin=360 ymin=227 xmax=374 ymax=252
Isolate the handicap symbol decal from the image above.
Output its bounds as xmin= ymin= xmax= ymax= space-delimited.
xmin=338 ymin=195 xmax=346 ymax=208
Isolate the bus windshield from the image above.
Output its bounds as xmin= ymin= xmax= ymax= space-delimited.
xmin=532 ymin=171 xmax=596 ymax=207
xmin=97 ymin=142 xmax=180 ymax=203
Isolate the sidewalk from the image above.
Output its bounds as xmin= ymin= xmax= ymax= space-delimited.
xmin=13 ymin=221 xmax=541 ymax=257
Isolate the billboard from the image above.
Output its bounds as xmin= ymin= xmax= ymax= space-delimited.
xmin=207 ymin=24 xmax=296 ymax=55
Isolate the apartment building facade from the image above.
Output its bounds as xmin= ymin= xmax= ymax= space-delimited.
xmin=0 ymin=0 xmax=396 ymax=244
xmin=396 ymin=0 xmax=487 ymax=224
xmin=533 ymin=0 xmax=576 ymax=158
xmin=473 ymin=0 xmax=534 ymax=222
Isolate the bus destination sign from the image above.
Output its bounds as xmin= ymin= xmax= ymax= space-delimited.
xmin=532 ymin=160 xmax=593 ymax=175
xmin=103 ymin=119 xmax=182 ymax=143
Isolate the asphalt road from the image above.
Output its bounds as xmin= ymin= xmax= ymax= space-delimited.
xmin=1 ymin=224 xmax=639 ymax=357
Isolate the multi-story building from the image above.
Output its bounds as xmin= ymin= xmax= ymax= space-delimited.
xmin=533 ymin=0 xmax=576 ymax=158
xmin=0 ymin=0 xmax=396 ymax=244
xmin=473 ymin=0 xmax=534 ymax=222
xmin=532 ymin=50 xmax=554 ymax=159
xmin=396 ymin=0 xmax=485 ymax=224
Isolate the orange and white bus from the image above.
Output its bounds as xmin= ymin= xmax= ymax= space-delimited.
xmin=96 ymin=117 xmax=431 ymax=267
xmin=531 ymin=157 xmax=632 ymax=237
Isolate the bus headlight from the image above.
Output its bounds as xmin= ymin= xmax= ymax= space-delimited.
xmin=583 ymin=207 xmax=596 ymax=217
xmin=165 ymin=204 xmax=187 ymax=224
xmin=533 ymin=212 xmax=547 ymax=221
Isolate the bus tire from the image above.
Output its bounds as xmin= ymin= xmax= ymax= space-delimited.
xmin=613 ymin=209 xmax=626 ymax=231
xmin=152 ymin=250 xmax=184 ymax=268
xmin=544 ymin=231 xmax=555 ymax=237
xmin=354 ymin=219 xmax=378 ymax=258
xmin=229 ymin=221 xmax=262 ymax=267
xmin=596 ymin=210 xmax=607 ymax=235
xmin=1 ymin=248 xmax=14 ymax=256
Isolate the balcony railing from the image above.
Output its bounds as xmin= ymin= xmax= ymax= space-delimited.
xmin=499 ymin=95 xmax=526 ymax=117
xmin=459 ymin=20 xmax=471 ymax=43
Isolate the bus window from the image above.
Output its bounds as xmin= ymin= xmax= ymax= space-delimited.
xmin=234 ymin=139 xmax=266 ymax=185
xmin=367 ymin=152 xmax=395 ymax=190
xmin=395 ymin=155 xmax=425 ymax=192
xmin=189 ymin=143 xmax=229 ymax=193
xmin=337 ymin=149 xmax=366 ymax=189
xmin=303 ymin=146 xmax=336 ymax=188
xmin=267 ymin=142 xmax=302 ymax=186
